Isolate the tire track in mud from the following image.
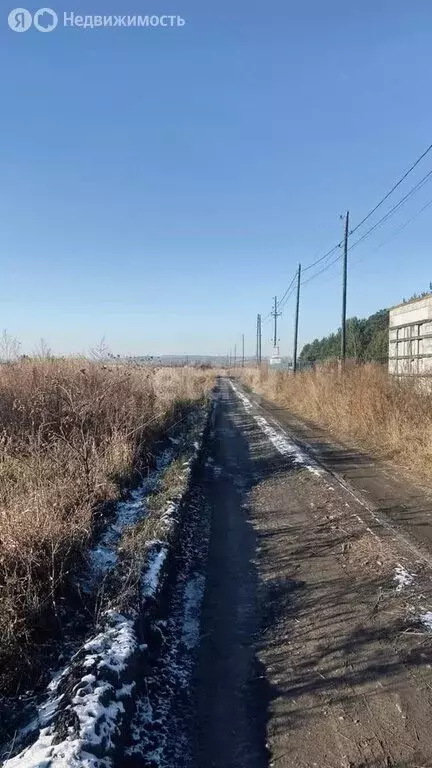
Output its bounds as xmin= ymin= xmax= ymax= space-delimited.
xmin=121 ymin=472 xmax=211 ymax=768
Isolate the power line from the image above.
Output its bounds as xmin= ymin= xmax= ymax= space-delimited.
xmin=303 ymin=242 xmax=342 ymax=273
xmin=373 ymin=196 xmax=432 ymax=250
xmin=300 ymin=143 xmax=432 ymax=285
xmin=278 ymin=283 xmax=297 ymax=312
xmin=254 ymin=142 xmax=432 ymax=356
xmin=348 ymin=196 xmax=432 ymax=273
xmin=301 ymin=252 xmax=342 ymax=286
xmin=278 ymin=270 xmax=298 ymax=306
xmin=310 ymin=195 xmax=432 ymax=288
xmin=350 ymin=141 xmax=432 ymax=235
xmin=349 ymin=168 xmax=432 ymax=252
xmin=279 ymin=278 xmax=298 ymax=311
xmin=260 ymin=267 xmax=298 ymax=326
xmin=301 ymin=170 xmax=432 ymax=289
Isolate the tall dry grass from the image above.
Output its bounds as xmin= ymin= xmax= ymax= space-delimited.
xmin=240 ymin=363 xmax=432 ymax=476
xmin=0 ymin=359 xmax=214 ymax=687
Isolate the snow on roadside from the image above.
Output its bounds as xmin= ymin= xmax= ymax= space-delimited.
xmin=421 ymin=612 xmax=432 ymax=631
xmin=393 ymin=564 xmax=415 ymax=592
xmin=3 ymin=406 xmax=210 ymax=768
xmin=88 ymin=449 xmax=173 ymax=581
xmin=230 ymin=382 xmax=322 ymax=475
xmin=125 ymin=439 xmax=211 ymax=765
xmin=4 ymin=611 xmax=138 ymax=768
xmin=181 ymin=574 xmax=206 ymax=650
xmin=142 ymin=545 xmax=168 ymax=597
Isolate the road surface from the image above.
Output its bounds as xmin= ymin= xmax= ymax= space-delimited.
xmin=187 ymin=377 xmax=432 ymax=768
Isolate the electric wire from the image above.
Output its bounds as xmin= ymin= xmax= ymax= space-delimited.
xmin=350 ymin=141 xmax=432 ymax=236
xmin=348 ymin=169 xmax=432 ymax=252
xmin=303 ymin=242 xmax=342 ymax=273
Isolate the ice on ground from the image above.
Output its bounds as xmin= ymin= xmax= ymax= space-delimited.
xmin=230 ymin=382 xmax=322 ymax=475
xmin=394 ymin=564 xmax=415 ymax=592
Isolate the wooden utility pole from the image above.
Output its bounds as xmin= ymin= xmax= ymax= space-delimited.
xmin=234 ymin=344 xmax=237 ymax=368
xmin=256 ymin=314 xmax=262 ymax=366
xmin=242 ymin=334 xmax=245 ymax=367
xmin=293 ymin=263 xmax=301 ymax=373
xmin=258 ymin=315 xmax=262 ymax=364
xmin=341 ymin=211 xmax=349 ymax=364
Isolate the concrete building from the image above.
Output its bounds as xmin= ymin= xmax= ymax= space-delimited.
xmin=389 ymin=294 xmax=432 ymax=375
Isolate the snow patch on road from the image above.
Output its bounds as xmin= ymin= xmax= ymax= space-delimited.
xmin=230 ymin=382 xmax=322 ymax=475
xmin=394 ymin=564 xmax=415 ymax=592
xmin=181 ymin=574 xmax=206 ymax=650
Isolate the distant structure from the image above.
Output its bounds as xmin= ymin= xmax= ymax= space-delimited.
xmin=389 ymin=295 xmax=432 ymax=376
xmin=269 ymin=345 xmax=282 ymax=368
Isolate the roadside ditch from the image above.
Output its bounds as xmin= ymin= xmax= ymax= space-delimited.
xmin=1 ymin=394 xmax=216 ymax=768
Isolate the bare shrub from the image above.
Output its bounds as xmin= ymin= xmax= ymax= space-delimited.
xmin=0 ymin=359 xmax=214 ymax=688
xmin=240 ymin=364 xmax=432 ymax=477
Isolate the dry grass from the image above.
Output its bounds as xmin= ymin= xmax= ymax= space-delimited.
xmin=0 ymin=359 xmax=214 ymax=686
xmin=240 ymin=363 xmax=432 ymax=477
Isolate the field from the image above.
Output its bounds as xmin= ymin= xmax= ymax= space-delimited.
xmin=240 ymin=363 xmax=432 ymax=478
xmin=0 ymin=359 xmax=214 ymax=690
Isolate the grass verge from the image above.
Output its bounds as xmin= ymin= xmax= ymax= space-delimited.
xmin=0 ymin=359 xmax=214 ymax=692
xmin=239 ymin=363 xmax=432 ymax=480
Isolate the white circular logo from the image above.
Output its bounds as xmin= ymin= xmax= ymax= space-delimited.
xmin=33 ymin=7 xmax=57 ymax=32
xmin=8 ymin=8 xmax=32 ymax=31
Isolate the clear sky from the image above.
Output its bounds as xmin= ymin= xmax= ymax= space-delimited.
xmin=2 ymin=0 xmax=432 ymax=358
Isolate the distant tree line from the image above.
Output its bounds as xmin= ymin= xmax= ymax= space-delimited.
xmin=300 ymin=309 xmax=389 ymax=364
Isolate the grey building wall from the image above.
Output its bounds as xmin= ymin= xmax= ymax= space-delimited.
xmin=389 ymin=296 xmax=432 ymax=375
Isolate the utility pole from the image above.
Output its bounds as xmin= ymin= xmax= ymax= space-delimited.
xmin=234 ymin=344 xmax=237 ymax=368
xmin=293 ymin=263 xmax=301 ymax=374
xmin=258 ymin=314 xmax=262 ymax=365
xmin=242 ymin=334 xmax=245 ymax=367
xmin=341 ymin=211 xmax=350 ymax=364
xmin=256 ymin=314 xmax=262 ymax=366
xmin=271 ymin=296 xmax=281 ymax=349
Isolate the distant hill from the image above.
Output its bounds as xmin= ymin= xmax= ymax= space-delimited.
xmin=300 ymin=309 xmax=389 ymax=364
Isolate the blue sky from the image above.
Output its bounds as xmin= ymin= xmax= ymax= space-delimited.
xmin=2 ymin=0 xmax=432 ymax=358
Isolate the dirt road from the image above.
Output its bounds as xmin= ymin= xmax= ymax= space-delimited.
xmin=188 ymin=378 xmax=432 ymax=768
xmin=9 ymin=376 xmax=432 ymax=768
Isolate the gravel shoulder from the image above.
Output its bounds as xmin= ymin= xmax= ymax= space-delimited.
xmin=190 ymin=378 xmax=432 ymax=768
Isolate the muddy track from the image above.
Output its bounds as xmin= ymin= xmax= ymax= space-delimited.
xmin=184 ymin=378 xmax=432 ymax=768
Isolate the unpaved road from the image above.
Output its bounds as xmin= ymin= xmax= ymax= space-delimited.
xmin=186 ymin=378 xmax=432 ymax=768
